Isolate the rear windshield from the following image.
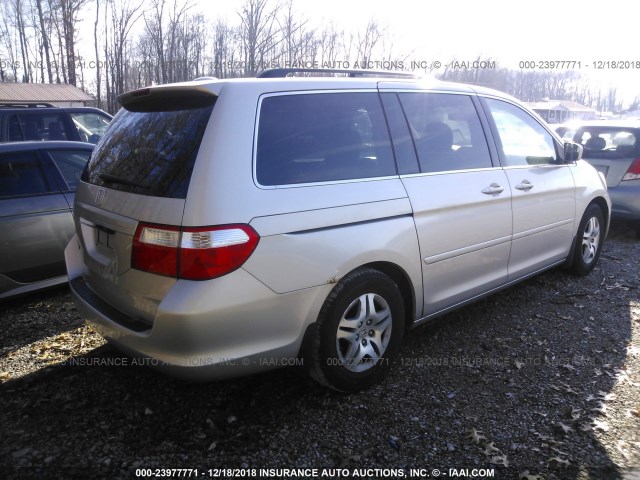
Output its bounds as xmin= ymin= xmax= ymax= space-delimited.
xmin=569 ymin=127 xmax=639 ymax=159
xmin=82 ymin=101 xmax=214 ymax=198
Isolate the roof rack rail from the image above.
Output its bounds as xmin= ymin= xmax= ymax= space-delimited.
xmin=257 ymin=68 xmax=418 ymax=79
xmin=0 ymin=102 xmax=57 ymax=108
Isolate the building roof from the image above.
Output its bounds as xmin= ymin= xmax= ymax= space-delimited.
xmin=527 ymin=100 xmax=595 ymax=113
xmin=0 ymin=83 xmax=94 ymax=103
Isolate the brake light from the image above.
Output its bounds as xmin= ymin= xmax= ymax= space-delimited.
xmin=622 ymin=158 xmax=640 ymax=181
xmin=132 ymin=223 xmax=259 ymax=280
xmin=132 ymin=225 xmax=180 ymax=277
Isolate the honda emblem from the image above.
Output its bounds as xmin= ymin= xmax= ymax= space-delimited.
xmin=95 ymin=188 xmax=106 ymax=206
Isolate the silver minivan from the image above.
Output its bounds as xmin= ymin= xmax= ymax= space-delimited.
xmin=65 ymin=69 xmax=610 ymax=391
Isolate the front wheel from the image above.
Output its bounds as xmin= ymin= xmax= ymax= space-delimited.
xmin=308 ymin=268 xmax=405 ymax=392
xmin=569 ymin=203 xmax=604 ymax=275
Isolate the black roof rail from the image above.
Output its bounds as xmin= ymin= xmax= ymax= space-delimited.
xmin=0 ymin=102 xmax=57 ymax=108
xmin=257 ymin=68 xmax=419 ymax=79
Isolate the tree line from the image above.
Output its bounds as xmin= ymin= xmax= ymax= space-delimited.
xmin=0 ymin=0 xmax=632 ymax=114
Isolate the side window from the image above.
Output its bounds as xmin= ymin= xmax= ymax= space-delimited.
xmin=380 ymin=93 xmax=419 ymax=175
xmin=48 ymin=150 xmax=92 ymax=191
xmin=69 ymin=112 xmax=111 ymax=143
xmin=398 ymin=93 xmax=492 ymax=173
xmin=39 ymin=113 xmax=69 ymax=140
xmin=0 ymin=152 xmax=53 ymax=198
xmin=256 ymin=92 xmax=395 ymax=186
xmin=13 ymin=113 xmax=70 ymax=141
xmin=485 ymin=98 xmax=557 ymax=166
xmin=8 ymin=116 xmax=24 ymax=141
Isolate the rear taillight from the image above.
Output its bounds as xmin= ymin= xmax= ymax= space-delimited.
xmin=132 ymin=224 xmax=180 ymax=277
xmin=622 ymin=158 xmax=640 ymax=181
xmin=132 ymin=223 xmax=259 ymax=280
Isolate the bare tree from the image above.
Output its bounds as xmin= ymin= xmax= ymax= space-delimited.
xmin=237 ymin=0 xmax=279 ymax=76
xmin=278 ymin=0 xmax=316 ymax=67
xmin=317 ymin=23 xmax=340 ymax=67
xmin=211 ymin=19 xmax=237 ymax=78
xmin=108 ymin=0 xmax=143 ymax=97
xmin=355 ymin=20 xmax=381 ymax=68
xmin=57 ymin=0 xmax=88 ymax=85
xmin=93 ymin=0 xmax=101 ymax=105
xmin=33 ymin=0 xmax=53 ymax=82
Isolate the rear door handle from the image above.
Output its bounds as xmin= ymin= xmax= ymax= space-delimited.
xmin=481 ymin=183 xmax=504 ymax=195
xmin=515 ymin=180 xmax=534 ymax=191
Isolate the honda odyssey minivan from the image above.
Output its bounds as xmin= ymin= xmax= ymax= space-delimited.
xmin=65 ymin=69 xmax=610 ymax=391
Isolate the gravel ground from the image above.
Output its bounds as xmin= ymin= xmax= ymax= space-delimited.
xmin=1 ymin=222 xmax=639 ymax=480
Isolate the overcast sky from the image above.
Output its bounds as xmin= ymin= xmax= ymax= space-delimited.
xmin=200 ymin=0 xmax=634 ymax=60
xmin=75 ymin=0 xmax=640 ymax=102
xmin=192 ymin=0 xmax=640 ymax=97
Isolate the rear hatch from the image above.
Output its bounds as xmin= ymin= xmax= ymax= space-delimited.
xmin=74 ymin=86 xmax=216 ymax=324
xmin=573 ymin=126 xmax=640 ymax=187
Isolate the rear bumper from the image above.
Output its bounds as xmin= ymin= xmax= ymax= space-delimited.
xmin=609 ymin=180 xmax=640 ymax=221
xmin=65 ymin=236 xmax=330 ymax=380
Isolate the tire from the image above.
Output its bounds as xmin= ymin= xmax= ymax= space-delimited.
xmin=569 ymin=203 xmax=604 ymax=275
xmin=308 ymin=268 xmax=405 ymax=392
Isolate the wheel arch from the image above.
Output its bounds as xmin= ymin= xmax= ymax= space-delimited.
xmin=589 ymin=196 xmax=610 ymax=237
xmin=362 ymin=261 xmax=417 ymax=330
xmin=297 ymin=260 xmax=418 ymax=362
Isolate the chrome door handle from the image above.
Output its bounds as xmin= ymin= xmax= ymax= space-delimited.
xmin=481 ymin=183 xmax=504 ymax=195
xmin=515 ymin=180 xmax=534 ymax=191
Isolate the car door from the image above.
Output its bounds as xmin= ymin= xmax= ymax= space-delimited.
xmin=482 ymin=98 xmax=575 ymax=281
xmin=387 ymin=91 xmax=513 ymax=317
xmin=0 ymin=150 xmax=72 ymax=285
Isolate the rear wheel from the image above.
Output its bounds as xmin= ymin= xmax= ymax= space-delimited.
xmin=569 ymin=203 xmax=604 ymax=275
xmin=308 ymin=268 xmax=405 ymax=392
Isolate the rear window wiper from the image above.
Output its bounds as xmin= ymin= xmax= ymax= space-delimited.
xmin=98 ymin=173 xmax=150 ymax=190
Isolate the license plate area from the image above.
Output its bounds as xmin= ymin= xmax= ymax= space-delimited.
xmin=96 ymin=224 xmax=115 ymax=248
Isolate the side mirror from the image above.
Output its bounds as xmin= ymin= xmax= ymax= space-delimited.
xmin=564 ymin=142 xmax=583 ymax=162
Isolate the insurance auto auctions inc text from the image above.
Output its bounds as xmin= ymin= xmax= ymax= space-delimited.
xmin=197 ymin=467 xmax=495 ymax=478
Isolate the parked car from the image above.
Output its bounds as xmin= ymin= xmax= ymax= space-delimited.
xmin=0 ymin=103 xmax=112 ymax=144
xmin=65 ymin=69 xmax=610 ymax=391
xmin=555 ymin=121 xmax=640 ymax=237
xmin=0 ymin=141 xmax=94 ymax=299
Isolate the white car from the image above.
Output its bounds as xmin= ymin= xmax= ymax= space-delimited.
xmin=65 ymin=69 xmax=610 ymax=391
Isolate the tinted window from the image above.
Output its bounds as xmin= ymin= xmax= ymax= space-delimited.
xmin=48 ymin=150 xmax=92 ymax=191
xmin=0 ymin=152 xmax=53 ymax=198
xmin=83 ymin=103 xmax=214 ymax=198
xmin=256 ymin=93 xmax=395 ymax=186
xmin=9 ymin=113 xmax=70 ymax=141
xmin=398 ymin=93 xmax=492 ymax=173
xmin=380 ymin=93 xmax=419 ymax=175
xmin=571 ymin=127 xmax=638 ymax=159
xmin=485 ymin=98 xmax=557 ymax=166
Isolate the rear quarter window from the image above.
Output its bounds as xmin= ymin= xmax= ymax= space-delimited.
xmin=256 ymin=92 xmax=396 ymax=186
xmin=82 ymin=101 xmax=214 ymax=198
